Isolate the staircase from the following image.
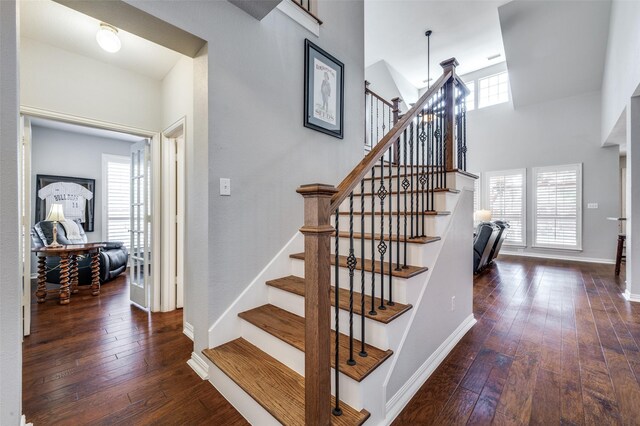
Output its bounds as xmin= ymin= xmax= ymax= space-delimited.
xmin=202 ymin=58 xmax=476 ymax=425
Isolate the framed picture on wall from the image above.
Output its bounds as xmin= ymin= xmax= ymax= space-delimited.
xmin=35 ymin=174 xmax=96 ymax=232
xmin=304 ymin=39 xmax=344 ymax=139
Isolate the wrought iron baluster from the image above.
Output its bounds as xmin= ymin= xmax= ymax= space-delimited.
xmin=409 ymin=121 xmax=414 ymax=239
xmin=387 ymin=145 xmax=394 ymax=306
xmin=378 ymin=156 xmax=387 ymax=311
xmin=347 ymin=193 xmax=356 ymax=366
xmin=369 ymin=166 xmax=376 ymax=316
xmin=442 ymin=87 xmax=448 ymax=188
xmin=359 ymin=180 xmax=367 ymax=357
xmin=333 ymin=209 xmax=342 ymax=417
xmin=395 ymin=135 xmax=401 ymax=272
xmin=402 ymin=130 xmax=409 ymax=268
xmin=462 ymin=96 xmax=467 ymax=171
xmin=420 ymin=107 xmax=427 ymax=236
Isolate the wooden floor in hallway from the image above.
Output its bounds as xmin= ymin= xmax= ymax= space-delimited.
xmin=394 ymin=255 xmax=640 ymax=425
xmin=22 ymin=273 xmax=247 ymax=425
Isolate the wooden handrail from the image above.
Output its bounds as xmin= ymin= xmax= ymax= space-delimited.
xmin=330 ymin=70 xmax=452 ymax=212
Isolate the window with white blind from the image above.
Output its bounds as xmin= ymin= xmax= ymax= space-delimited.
xmin=483 ymin=169 xmax=526 ymax=246
xmin=533 ymin=164 xmax=582 ymax=250
xmin=478 ymin=71 xmax=509 ymax=108
xmin=102 ymin=154 xmax=131 ymax=250
xmin=473 ymin=174 xmax=481 ymax=212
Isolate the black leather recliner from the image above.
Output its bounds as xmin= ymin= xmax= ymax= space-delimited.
xmin=31 ymin=220 xmax=129 ymax=284
xmin=473 ymin=222 xmax=500 ymax=274
xmin=487 ymin=220 xmax=510 ymax=265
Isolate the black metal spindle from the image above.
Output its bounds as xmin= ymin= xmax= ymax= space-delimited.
xmin=409 ymin=121 xmax=414 ymax=239
xmin=420 ymin=107 xmax=427 ymax=237
xmin=402 ymin=130 xmax=409 ymax=268
xmin=369 ymin=166 xmax=376 ymax=316
xmin=395 ymin=135 xmax=401 ymax=272
xmin=378 ymin=156 xmax=387 ymax=311
xmin=347 ymin=193 xmax=356 ymax=366
xmin=387 ymin=145 xmax=394 ymax=306
xmin=359 ymin=180 xmax=367 ymax=357
xmin=333 ymin=208 xmax=342 ymax=417
xmin=443 ymin=87 xmax=448 ymax=188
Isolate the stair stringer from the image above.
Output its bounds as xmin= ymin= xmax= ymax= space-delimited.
xmin=380 ymin=187 xmax=476 ymax=424
xmin=207 ymin=231 xmax=303 ymax=349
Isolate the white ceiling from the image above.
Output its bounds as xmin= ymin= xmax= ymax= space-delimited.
xmin=499 ymin=0 xmax=611 ymax=108
xmin=30 ymin=117 xmax=145 ymax=143
xmin=365 ymin=0 xmax=510 ymax=88
xmin=20 ymin=0 xmax=182 ymax=81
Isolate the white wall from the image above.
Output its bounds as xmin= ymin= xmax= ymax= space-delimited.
xmin=0 ymin=1 xmax=22 ymax=424
xmin=601 ymin=0 xmax=640 ymax=145
xmin=30 ymin=125 xmax=134 ymax=242
xmin=20 ymin=37 xmax=162 ymax=131
xmin=467 ymin=90 xmax=619 ymax=262
xmin=365 ymin=60 xmax=418 ymax=112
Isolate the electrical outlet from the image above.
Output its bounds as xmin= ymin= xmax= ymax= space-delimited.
xmin=451 ymin=296 xmax=456 ymax=311
xmin=220 ymin=178 xmax=231 ymax=196
xmin=587 ymin=203 xmax=598 ymax=209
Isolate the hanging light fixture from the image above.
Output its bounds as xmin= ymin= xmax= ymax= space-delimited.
xmin=96 ymin=23 xmax=121 ymax=53
xmin=422 ymin=30 xmax=435 ymax=124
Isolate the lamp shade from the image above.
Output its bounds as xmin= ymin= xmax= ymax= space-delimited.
xmin=46 ymin=204 xmax=66 ymax=222
xmin=474 ymin=209 xmax=492 ymax=222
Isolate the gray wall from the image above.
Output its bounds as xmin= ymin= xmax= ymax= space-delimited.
xmin=30 ymin=125 xmax=134 ymax=243
xmin=0 ymin=1 xmax=22 ymax=424
xmin=467 ymin=89 xmax=619 ymax=262
xmin=125 ymin=0 xmax=365 ymax=354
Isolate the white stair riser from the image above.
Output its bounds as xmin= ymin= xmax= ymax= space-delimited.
xmin=240 ymin=320 xmax=365 ymax=409
xmin=335 ymin=214 xmax=449 ymax=236
xmin=333 ymin=236 xmax=441 ymax=266
xmin=267 ymin=285 xmax=391 ymax=349
xmin=339 ymin=191 xmax=456 ymax=213
xmin=290 ymin=258 xmax=410 ymax=304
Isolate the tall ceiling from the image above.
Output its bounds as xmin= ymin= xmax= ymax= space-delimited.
xmin=365 ymin=0 xmax=510 ymax=88
xmin=20 ymin=0 xmax=182 ymax=81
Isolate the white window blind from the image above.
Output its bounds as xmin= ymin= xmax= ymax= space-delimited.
xmin=484 ymin=169 xmax=526 ymax=246
xmin=104 ymin=155 xmax=131 ymax=250
xmin=473 ymin=174 xmax=481 ymax=212
xmin=478 ymin=71 xmax=509 ymax=108
xmin=533 ymin=164 xmax=582 ymax=250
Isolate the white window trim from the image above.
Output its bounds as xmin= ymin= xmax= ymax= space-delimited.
xmin=477 ymin=71 xmax=510 ymax=109
xmin=277 ymin=0 xmax=320 ymax=37
xmin=532 ymin=163 xmax=583 ymax=251
xmin=101 ymin=153 xmax=130 ymax=245
xmin=483 ymin=168 xmax=527 ymax=247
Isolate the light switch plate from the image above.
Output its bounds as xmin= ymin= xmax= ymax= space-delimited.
xmin=587 ymin=203 xmax=598 ymax=209
xmin=220 ymin=178 xmax=231 ymax=196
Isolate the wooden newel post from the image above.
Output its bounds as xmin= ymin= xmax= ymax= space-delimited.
xmin=440 ymin=57 xmax=459 ymax=171
xmin=391 ymin=97 xmax=401 ymax=164
xmin=296 ymin=183 xmax=338 ymax=426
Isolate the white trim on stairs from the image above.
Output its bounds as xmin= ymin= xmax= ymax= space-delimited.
xmin=187 ymin=352 xmax=210 ymax=380
xmin=623 ymin=289 xmax=640 ymax=302
xmin=384 ymin=314 xmax=476 ymax=423
xmin=21 ymin=415 xmax=33 ymax=426
xmin=500 ymin=250 xmax=615 ymax=265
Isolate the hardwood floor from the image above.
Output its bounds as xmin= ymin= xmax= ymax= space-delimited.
xmin=23 ymin=273 xmax=247 ymax=425
xmin=394 ymin=255 xmax=640 ymax=425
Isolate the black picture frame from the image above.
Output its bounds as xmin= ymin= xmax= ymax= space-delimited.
xmin=304 ymin=39 xmax=344 ymax=139
xmin=35 ymin=174 xmax=96 ymax=232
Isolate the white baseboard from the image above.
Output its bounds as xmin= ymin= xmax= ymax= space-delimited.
xmin=500 ymin=250 xmax=615 ymax=265
xmin=623 ymin=289 xmax=640 ymax=302
xmin=183 ymin=321 xmax=194 ymax=341
xmin=385 ymin=314 xmax=477 ymax=423
xmin=21 ymin=415 xmax=33 ymax=426
xmin=187 ymin=352 xmax=209 ymax=380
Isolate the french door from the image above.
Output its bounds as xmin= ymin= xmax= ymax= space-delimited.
xmin=130 ymin=139 xmax=152 ymax=308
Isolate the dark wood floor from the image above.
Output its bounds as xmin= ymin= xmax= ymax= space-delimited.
xmin=24 ymin=257 xmax=640 ymax=425
xmin=394 ymin=255 xmax=640 ymax=425
xmin=23 ymin=273 xmax=248 ymax=425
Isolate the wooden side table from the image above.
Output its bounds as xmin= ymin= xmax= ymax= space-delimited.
xmin=32 ymin=243 xmax=106 ymax=305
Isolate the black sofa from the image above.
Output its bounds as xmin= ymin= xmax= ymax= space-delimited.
xmin=31 ymin=220 xmax=129 ymax=284
xmin=473 ymin=222 xmax=500 ymax=274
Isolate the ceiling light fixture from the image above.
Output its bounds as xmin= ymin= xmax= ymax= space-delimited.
xmin=96 ymin=23 xmax=121 ymax=53
xmin=425 ymin=30 xmax=433 ymax=90
xmin=487 ymin=53 xmax=501 ymax=61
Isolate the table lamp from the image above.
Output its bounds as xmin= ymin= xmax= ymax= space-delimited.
xmin=46 ymin=203 xmax=66 ymax=248
xmin=474 ymin=209 xmax=492 ymax=223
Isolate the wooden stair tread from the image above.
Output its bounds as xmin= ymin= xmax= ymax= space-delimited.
xmin=337 ymin=210 xmax=451 ymax=216
xmin=203 ymin=338 xmax=370 ymax=426
xmin=337 ymin=232 xmax=440 ymax=245
xmin=266 ymin=275 xmax=412 ymax=324
xmin=238 ymin=304 xmax=393 ymax=382
xmin=352 ymin=188 xmax=460 ymax=197
xmin=290 ymin=252 xmax=428 ymax=279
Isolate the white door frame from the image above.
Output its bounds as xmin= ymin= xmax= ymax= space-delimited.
xmin=161 ymin=117 xmax=186 ymax=311
xmin=19 ymin=106 xmax=163 ymax=312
